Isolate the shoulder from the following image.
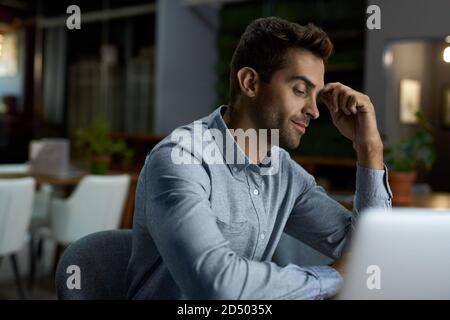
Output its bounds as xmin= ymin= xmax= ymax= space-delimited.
xmin=275 ymin=148 xmax=316 ymax=192
xmin=141 ymin=119 xmax=213 ymax=188
xmin=277 ymin=148 xmax=311 ymax=178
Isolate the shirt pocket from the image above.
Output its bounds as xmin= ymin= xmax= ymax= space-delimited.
xmin=215 ymin=218 xmax=252 ymax=257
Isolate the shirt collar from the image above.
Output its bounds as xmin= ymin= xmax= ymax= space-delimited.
xmin=209 ymin=106 xmax=250 ymax=173
xmin=210 ymin=105 xmax=275 ymax=175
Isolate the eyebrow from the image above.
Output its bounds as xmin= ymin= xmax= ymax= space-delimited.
xmin=288 ymin=75 xmax=325 ymax=99
xmin=288 ymin=75 xmax=316 ymax=88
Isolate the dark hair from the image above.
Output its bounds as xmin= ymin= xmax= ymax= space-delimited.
xmin=229 ymin=17 xmax=334 ymax=105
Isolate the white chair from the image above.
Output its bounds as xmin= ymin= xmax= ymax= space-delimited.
xmin=0 ymin=163 xmax=30 ymax=174
xmin=48 ymin=174 xmax=131 ymax=245
xmin=30 ymin=175 xmax=130 ymax=283
xmin=30 ymin=183 xmax=54 ymax=226
xmin=28 ymin=183 xmax=54 ymax=289
xmin=0 ymin=178 xmax=35 ymax=299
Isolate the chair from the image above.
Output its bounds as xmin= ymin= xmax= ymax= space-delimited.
xmin=30 ymin=175 xmax=130 ymax=286
xmin=0 ymin=163 xmax=30 ymax=174
xmin=0 ymin=178 xmax=35 ymax=299
xmin=55 ymin=229 xmax=132 ymax=299
xmin=28 ymin=183 xmax=54 ymax=289
xmin=39 ymin=174 xmax=130 ymax=244
xmin=29 ymin=183 xmax=54 ymax=230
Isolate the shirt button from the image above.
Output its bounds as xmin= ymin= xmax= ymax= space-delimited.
xmin=260 ymin=232 xmax=266 ymax=240
xmin=253 ymin=189 xmax=259 ymax=195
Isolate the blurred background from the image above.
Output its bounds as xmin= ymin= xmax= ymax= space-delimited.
xmin=0 ymin=0 xmax=449 ymax=299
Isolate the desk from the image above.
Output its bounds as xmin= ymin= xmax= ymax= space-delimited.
xmin=338 ymin=192 xmax=450 ymax=210
xmin=0 ymin=171 xmax=139 ymax=228
xmin=407 ymin=193 xmax=450 ymax=209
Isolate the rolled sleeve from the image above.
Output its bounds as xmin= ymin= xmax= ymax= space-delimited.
xmin=354 ymin=164 xmax=393 ymax=213
xmin=303 ymin=266 xmax=343 ymax=300
xmin=356 ymin=164 xmax=393 ymax=200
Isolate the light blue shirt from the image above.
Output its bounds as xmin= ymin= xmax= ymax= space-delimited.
xmin=126 ymin=106 xmax=392 ymax=300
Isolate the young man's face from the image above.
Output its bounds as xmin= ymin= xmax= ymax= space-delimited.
xmin=253 ymin=48 xmax=325 ymax=150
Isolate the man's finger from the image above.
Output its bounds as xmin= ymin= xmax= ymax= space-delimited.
xmin=336 ymin=90 xmax=350 ymax=115
xmin=322 ymin=82 xmax=341 ymax=93
xmin=339 ymin=90 xmax=352 ymax=115
xmin=332 ymin=89 xmax=341 ymax=113
xmin=347 ymin=95 xmax=358 ymax=114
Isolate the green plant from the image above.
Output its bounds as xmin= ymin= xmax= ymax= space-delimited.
xmin=75 ymin=116 xmax=134 ymax=172
xmin=385 ymin=111 xmax=436 ymax=172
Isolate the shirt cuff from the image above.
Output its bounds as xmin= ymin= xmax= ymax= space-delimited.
xmin=304 ymin=266 xmax=343 ymax=300
xmin=356 ymin=164 xmax=393 ymax=200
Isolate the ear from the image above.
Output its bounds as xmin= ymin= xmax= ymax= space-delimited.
xmin=236 ymin=67 xmax=259 ymax=99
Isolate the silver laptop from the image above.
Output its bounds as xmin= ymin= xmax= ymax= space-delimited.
xmin=337 ymin=208 xmax=450 ymax=300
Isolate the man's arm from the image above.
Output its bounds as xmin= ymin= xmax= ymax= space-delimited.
xmin=319 ymin=82 xmax=393 ymax=218
xmin=285 ymin=162 xmax=392 ymax=259
xmin=142 ymin=143 xmax=341 ymax=299
xmin=285 ymin=83 xmax=392 ymax=275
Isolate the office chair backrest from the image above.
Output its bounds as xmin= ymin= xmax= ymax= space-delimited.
xmin=55 ymin=229 xmax=132 ymax=299
xmin=0 ymin=178 xmax=35 ymax=255
xmin=50 ymin=174 xmax=130 ymax=244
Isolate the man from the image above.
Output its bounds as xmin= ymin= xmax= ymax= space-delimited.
xmin=126 ymin=17 xmax=392 ymax=300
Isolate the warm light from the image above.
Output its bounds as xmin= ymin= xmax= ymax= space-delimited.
xmin=383 ymin=49 xmax=393 ymax=67
xmin=444 ymin=46 xmax=450 ymax=63
xmin=446 ymin=35 xmax=450 ymax=43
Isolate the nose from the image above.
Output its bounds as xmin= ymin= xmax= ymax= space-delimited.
xmin=303 ymin=96 xmax=320 ymax=120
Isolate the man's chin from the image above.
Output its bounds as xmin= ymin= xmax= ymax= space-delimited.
xmin=280 ymin=135 xmax=301 ymax=150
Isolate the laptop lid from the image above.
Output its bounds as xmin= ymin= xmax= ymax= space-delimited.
xmin=337 ymin=208 xmax=450 ymax=300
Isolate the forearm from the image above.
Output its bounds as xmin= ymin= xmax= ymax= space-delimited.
xmin=354 ymin=137 xmax=384 ymax=170
xmin=150 ymin=192 xmax=343 ymax=300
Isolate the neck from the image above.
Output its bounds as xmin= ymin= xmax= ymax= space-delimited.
xmin=223 ymin=102 xmax=271 ymax=165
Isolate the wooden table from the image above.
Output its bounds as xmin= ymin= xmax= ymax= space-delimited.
xmin=337 ymin=192 xmax=450 ymax=210
xmin=0 ymin=170 xmax=139 ymax=228
xmin=406 ymin=193 xmax=450 ymax=209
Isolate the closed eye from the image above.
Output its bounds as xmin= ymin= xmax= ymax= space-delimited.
xmin=294 ymin=88 xmax=306 ymax=96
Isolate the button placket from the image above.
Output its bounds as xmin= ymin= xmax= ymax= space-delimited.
xmin=249 ymin=174 xmax=269 ymax=259
xmin=243 ymin=170 xmax=265 ymax=259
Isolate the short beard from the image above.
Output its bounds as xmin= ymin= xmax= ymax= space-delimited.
xmin=254 ymin=104 xmax=301 ymax=151
xmin=279 ymin=121 xmax=301 ymax=150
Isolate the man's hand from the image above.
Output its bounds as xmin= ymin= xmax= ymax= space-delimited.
xmin=319 ymin=82 xmax=384 ymax=170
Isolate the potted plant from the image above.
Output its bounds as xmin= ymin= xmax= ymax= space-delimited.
xmin=75 ymin=116 xmax=134 ymax=174
xmin=385 ymin=111 xmax=436 ymax=205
